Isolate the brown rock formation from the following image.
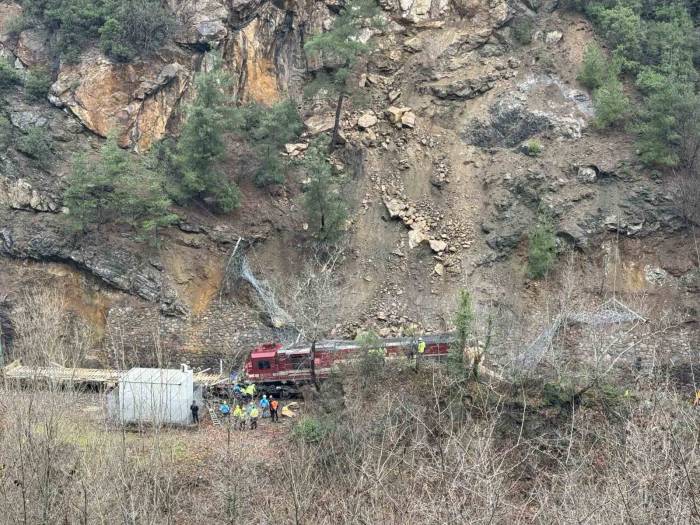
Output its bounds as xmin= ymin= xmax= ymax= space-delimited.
xmin=49 ymin=49 xmax=192 ymax=150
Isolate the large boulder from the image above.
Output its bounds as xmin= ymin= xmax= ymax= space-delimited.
xmin=357 ymin=111 xmax=378 ymax=129
xmin=168 ymin=0 xmax=229 ymax=45
xmin=463 ymin=94 xmax=586 ymax=148
xmin=0 ymin=3 xmax=21 ymax=47
xmin=49 ymin=50 xmax=191 ymax=150
xmin=0 ymin=178 xmax=59 ymax=212
xmin=380 ymin=0 xmax=508 ymax=24
xmin=15 ymin=29 xmax=50 ymax=67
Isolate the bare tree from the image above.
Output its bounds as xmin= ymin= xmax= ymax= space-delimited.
xmin=10 ymin=287 xmax=93 ymax=368
xmin=284 ymin=249 xmax=345 ymax=390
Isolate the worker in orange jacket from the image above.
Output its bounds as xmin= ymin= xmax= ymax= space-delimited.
xmin=270 ymin=397 xmax=280 ymax=423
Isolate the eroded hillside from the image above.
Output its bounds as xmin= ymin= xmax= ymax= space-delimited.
xmin=0 ymin=0 xmax=697 ymax=371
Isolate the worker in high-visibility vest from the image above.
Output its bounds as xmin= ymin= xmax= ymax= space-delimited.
xmin=249 ymin=405 xmax=260 ymax=430
xmin=417 ymin=338 xmax=426 ymax=355
xmin=233 ymin=404 xmax=244 ymax=430
xmin=244 ymin=383 xmax=256 ymax=399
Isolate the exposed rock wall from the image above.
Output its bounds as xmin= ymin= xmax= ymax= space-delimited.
xmin=0 ymin=0 xmax=696 ymax=370
xmin=34 ymin=0 xmax=325 ymax=148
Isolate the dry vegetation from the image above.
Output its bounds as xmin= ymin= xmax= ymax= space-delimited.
xmin=0 ymin=282 xmax=698 ymax=524
xmin=1 ymin=363 xmax=697 ymax=524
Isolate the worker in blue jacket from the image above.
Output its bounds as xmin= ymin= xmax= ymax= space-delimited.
xmin=259 ymin=394 xmax=270 ymax=418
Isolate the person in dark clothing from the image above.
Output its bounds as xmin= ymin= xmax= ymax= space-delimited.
xmin=190 ymin=401 xmax=199 ymax=424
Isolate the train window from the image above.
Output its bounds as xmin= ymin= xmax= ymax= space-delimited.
xmin=257 ymin=360 xmax=271 ymax=370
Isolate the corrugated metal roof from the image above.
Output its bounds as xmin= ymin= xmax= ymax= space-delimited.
xmin=121 ymin=368 xmax=189 ymax=385
xmin=2 ymin=361 xmax=227 ymax=387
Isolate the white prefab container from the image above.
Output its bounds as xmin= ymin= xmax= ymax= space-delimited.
xmin=118 ymin=367 xmax=194 ymax=426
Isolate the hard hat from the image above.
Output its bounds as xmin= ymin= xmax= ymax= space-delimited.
xmin=263 ymin=394 xmax=267 ymax=398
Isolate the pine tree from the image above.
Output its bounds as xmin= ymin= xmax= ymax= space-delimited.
xmin=636 ymin=80 xmax=700 ymax=171
xmin=230 ymin=99 xmax=303 ymax=187
xmin=304 ymin=0 xmax=382 ymax=150
xmin=593 ymin=78 xmax=631 ymax=128
xmin=578 ymin=43 xmax=616 ymax=90
xmin=173 ymin=54 xmax=240 ymax=213
xmin=64 ymin=135 xmax=176 ymax=237
xmin=527 ymin=208 xmax=557 ymax=279
xmin=447 ymin=289 xmax=474 ymax=379
xmin=300 ymin=137 xmax=347 ymax=243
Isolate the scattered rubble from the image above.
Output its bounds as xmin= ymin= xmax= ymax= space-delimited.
xmin=385 ymin=106 xmax=416 ymax=128
xmin=0 ymin=178 xmax=60 ymax=213
xmin=357 ymin=112 xmax=378 ymax=129
xmin=545 ymin=30 xmax=563 ymax=45
xmin=428 ymin=239 xmax=447 ymax=253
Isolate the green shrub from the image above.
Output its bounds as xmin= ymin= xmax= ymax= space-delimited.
xmin=543 ymin=381 xmax=577 ymax=408
xmin=0 ymin=59 xmax=21 ymax=91
xmin=523 ymin=138 xmax=543 ymax=156
xmin=527 ymin=208 xmax=557 ymax=279
xmin=39 ymin=0 xmax=107 ymax=62
xmin=448 ymin=289 xmax=474 ymax=380
xmin=589 ymin=4 xmax=643 ymax=64
xmin=17 ymin=127 xmax=51 ymax=164
xmin=578 ymin=43 xmax=615 ymax=90
xmin=292 ymin=417 xmax=333 ymax=444
xmin=636 ymin=80 xmax=700 ymax=169
xmin=18 ymin=0 xmax=175 ymax=63
xmin=99 ymin=0 xmax=175 ymax=62
xmin=511 ymin=16 xmax=534 ymax=45
xmin=5 ymin=15 xmax=31 ymax=36
xmin=634 ymin=67 xmax=667 ymax=95
xmin=593 ymin=79 xmax=631 ymax=128
xmin=24 ymin=68 xmax=52 ymax=100
xmin=581 ymin=1 xmax=699 ymax=171
xmin=300 ymin=137 xmax=347 ymax=243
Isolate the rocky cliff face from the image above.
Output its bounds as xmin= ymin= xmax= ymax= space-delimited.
xmin=0 ymin=0 xmax=696 ymax=368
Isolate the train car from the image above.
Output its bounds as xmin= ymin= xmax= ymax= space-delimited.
xmin=243 ymin=333 xmax=455 ymax=395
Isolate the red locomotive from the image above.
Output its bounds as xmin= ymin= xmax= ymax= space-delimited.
xmin=243 ymin=334 xmax=455 ymax=396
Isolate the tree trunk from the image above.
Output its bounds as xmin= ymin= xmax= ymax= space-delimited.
xmin=330 ymin=93 xmax=345 ymax=152
xmin=310 ymin=339 xmax=320 ymax=392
